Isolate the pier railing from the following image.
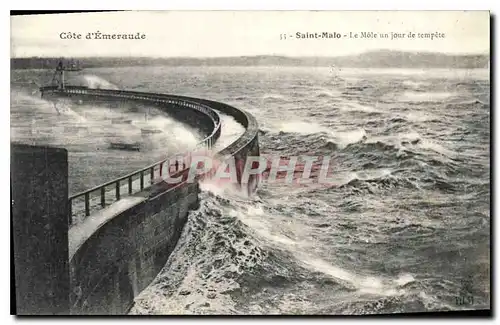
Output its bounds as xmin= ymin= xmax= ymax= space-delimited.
xmin=67 ymin=149 xmax=199 ymax=225
xmin=42 ymin=87 xmax=222 ymax=225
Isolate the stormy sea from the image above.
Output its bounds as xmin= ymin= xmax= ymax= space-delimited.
xmin=10 ymin=66 xmax=490 ymax=315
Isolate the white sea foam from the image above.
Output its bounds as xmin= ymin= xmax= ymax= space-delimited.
xmin=212 ymin=114 xmax=245 ymax=151
xmin=262 ymin=93 xmax=286 ymax=100
xmin=316 ymin=89 xmax=342 ymax=98
xmin=235 ymin=202 xmax=411 ymax=298
xmin=243 ymin=213 xmax=409 ymax=296
xmin=81 ymin=74 xmax=119 ymax=90
xmin=277 ymin=121 xmax=328 ymax=135
xmin=340 ymin=102 xmax=383 ymax=113
xmin=402 ymin=80 xmax=427 ymax=88
xmin=276 ymin=121 xmax=366 ymax=148
xmin=331 ymin=129 xmax=367 ymax=147
xmin=403 ymin=111 xmax=438 ymax=122
xmin=368 ymin=131 xmax=457 ymax=157
xmin=399 ymin=91 xmax=456 ymax=102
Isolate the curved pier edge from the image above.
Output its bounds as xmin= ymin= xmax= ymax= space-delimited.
xmin=29 ymin=88 xmax=260 ymax=315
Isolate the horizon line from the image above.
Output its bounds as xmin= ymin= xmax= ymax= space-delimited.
xmin=10 ymin=49 xmax=490 ymax=59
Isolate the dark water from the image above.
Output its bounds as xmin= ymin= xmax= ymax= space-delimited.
xmin=11 ymin=67 xmax=490 ymax=314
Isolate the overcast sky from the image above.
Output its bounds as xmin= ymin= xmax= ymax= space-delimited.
xmin=11 ymin=11 xmax=489 ymax=58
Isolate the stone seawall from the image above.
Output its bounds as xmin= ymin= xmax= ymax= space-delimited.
xmin=69 ymin=182 xmax=199 ymax=315
xmin=11 ymin=144 xmax=70 ymax=315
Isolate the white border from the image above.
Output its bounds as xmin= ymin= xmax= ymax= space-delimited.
xmin=2 ymin=1 xmax=496 ymax=324
xmin=4 ymin=1 xmax=498 ymax=10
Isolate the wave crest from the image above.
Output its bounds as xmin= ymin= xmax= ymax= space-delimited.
xmin=80 ymin=75 xmax=119 ymax=90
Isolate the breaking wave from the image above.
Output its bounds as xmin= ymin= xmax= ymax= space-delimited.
xmin=80 ymin=74 xmax=120 ymax=90
xmin=398 ymin=91 xmax=457 ymax=102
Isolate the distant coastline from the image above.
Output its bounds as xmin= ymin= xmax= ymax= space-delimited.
xmin=10 ymin=50 xmax=489 ymax=69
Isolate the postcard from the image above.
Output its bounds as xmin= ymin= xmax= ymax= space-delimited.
xmin=10 ymin=10 xmax=490 ymax=316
